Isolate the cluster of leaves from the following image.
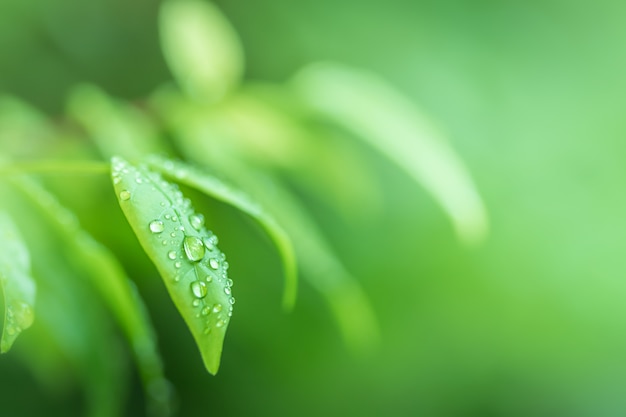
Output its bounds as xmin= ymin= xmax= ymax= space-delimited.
xmin=0 ymin=0 xmax=487 ymax=415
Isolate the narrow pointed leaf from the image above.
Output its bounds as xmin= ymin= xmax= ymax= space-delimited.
xmin=11 ymin=176 xmax=172 ymax=415
xmin=159 ymin=0 xmax=244 ymax=102
xmin=0 ymin=211 xmax=35 ymax=353
xmin=145 ymin=155 xmax=297 ymax=310
xmin=112 ymin=156 xmax=234 ymax=374
xmin=292 ymin=63 xmax=489 ymax=245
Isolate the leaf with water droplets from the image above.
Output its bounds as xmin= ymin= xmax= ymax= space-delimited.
xmin=292 ymin=63 xmax=489 ymax=245
xmin=0 ymin=211 xmax=36 ymax=353
xmin=145 ymin=155 xmax=297 ymax=310
xmin=159 ymin=0 xmax=244 ymax=102
xmin=111 ymin=156 xmax=234 ymax=374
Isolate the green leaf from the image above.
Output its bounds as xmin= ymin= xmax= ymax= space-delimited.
xmin=192 ymin=87 xmax=384 ymax=221
xmin=145 ymin=155 xmax=297 ymax=310
xmin=159 ymin=0 xmax=244 ymax=103
xmin=0 ymin=211 xmax=35 ymax=353
xmin=244 ymin=175 xmax=380 ymax=353
xmin=11 ymin=175 xmax=172 ymax=415
xmin=0 ymin=95 xmax=55 ymax=156
xmin=0 ymin=180 xmax=125 ymax=417
xmin=292 ymin=63 xmax=489 ymax=245
xmin=111 ymin=156 xmax=234 ymax=375
xmin=67 ymin=84 xmax=169 ymax=160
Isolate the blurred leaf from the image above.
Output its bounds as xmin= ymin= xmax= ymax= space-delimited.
xmin=1 ymin=179 xmax=125 ymax=417
xmin=146 ymin=155 xmax=298 ymax=310
xmin=292 ymin=63 xmax=489 ymax=245
xmin=112 ymin=156 xmax=234 ymax=375
xmin=0 ymin=96 xmax=56 ymax=158
xmin=11 ymin=175 xmax=172 ymax=416
xmin=252 ymin=175 xmax=380 ymax=353
xmin=159 ymin=0 xmax=244 ymax=103
xmin=67 ymin=84 xmax=169 ymax=160
xmin=202 ymin=87 xmax=384 ymax=220
xmin=0 ymin=211 xmax=35 ymax=353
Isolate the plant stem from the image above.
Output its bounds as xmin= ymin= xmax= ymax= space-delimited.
xmin=0 ymin=161 xmax=110 ymax=176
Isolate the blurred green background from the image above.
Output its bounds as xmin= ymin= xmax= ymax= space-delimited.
xmin=3 ymin=0 xmax=626 ymax=416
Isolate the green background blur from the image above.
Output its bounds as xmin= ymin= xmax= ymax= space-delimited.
xmin=2 ymin=0 xmax=626 ymax=416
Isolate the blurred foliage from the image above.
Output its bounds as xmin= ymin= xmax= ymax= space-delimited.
xmin=2 ymin=0 xmax=626 ymax=417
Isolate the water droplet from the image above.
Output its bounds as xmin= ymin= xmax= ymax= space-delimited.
xmin=174 ymin=261 xmax=182 ymax=268
xmin=224 ymin=287 xmax=231 ymax=295
xmin=165 ymin=214 xmax=171 ymax=220
xmin=205 ymin=275 xmax=213 ymax=283
xmin=223 ymin=261 xmax=229 ymax=270
xmin=119 ymin=190 xmax=131 ymax=201
xmin=201 ymin=306 xmax=211 ymax=316
xmin=167 ymin=251 xmax=177 ymax=260
xmin=229 ymin=297 xmax=236 ymax=305
xmin=190 ymin=281 xmax=208 ymax=298
xmin=149 ymin=220 xmax=164 ymax=234
xmin=162 ymin=240 xmax=168 ymax=246
xmin=170 ymin=232 xmax=177 ymax=238
xmin=189 ymin=214 xmax=205 ymax=231
xmin=203 ymin=327 xmax=212 ymax=335
xmin=212 ymin=304 xmax=222 ymax=313
xmin=192 ymin=299 xmax=201 ymax=307
xmin=135 ymin=177 xmax=143 ymax=184
xmin=209 ymin=258 xmax=219 ymax=269
xmin=172 ymin=215 xmax=178 ymax=222
xmin=183 ymin=236 xmax=205 ymax=262
xmin=215 ymin=319 xmax=225 ymax=328
xmin=226 ymin=279 xmax=233 ymax=287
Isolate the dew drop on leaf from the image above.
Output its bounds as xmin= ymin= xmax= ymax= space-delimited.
xmin=209 ymin=258 xmax=219 ymax=269
xmin=183 ymin=236 xmax=205 ymax=262
xmin=190 ymin=281 xmax=208 ymax=298
xmin=119 ymin=190 xmax=131 ymax=201
xmin=167 ymin=251 xmax=177 ymax=260
xmin=149 ymin=220 xmax=165 ymax=234
xmin=189 ymin=214 xmax=205 ymax=231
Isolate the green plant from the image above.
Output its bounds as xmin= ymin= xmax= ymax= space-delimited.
xmin=0 ymin=0 xmax=487 ymax=415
